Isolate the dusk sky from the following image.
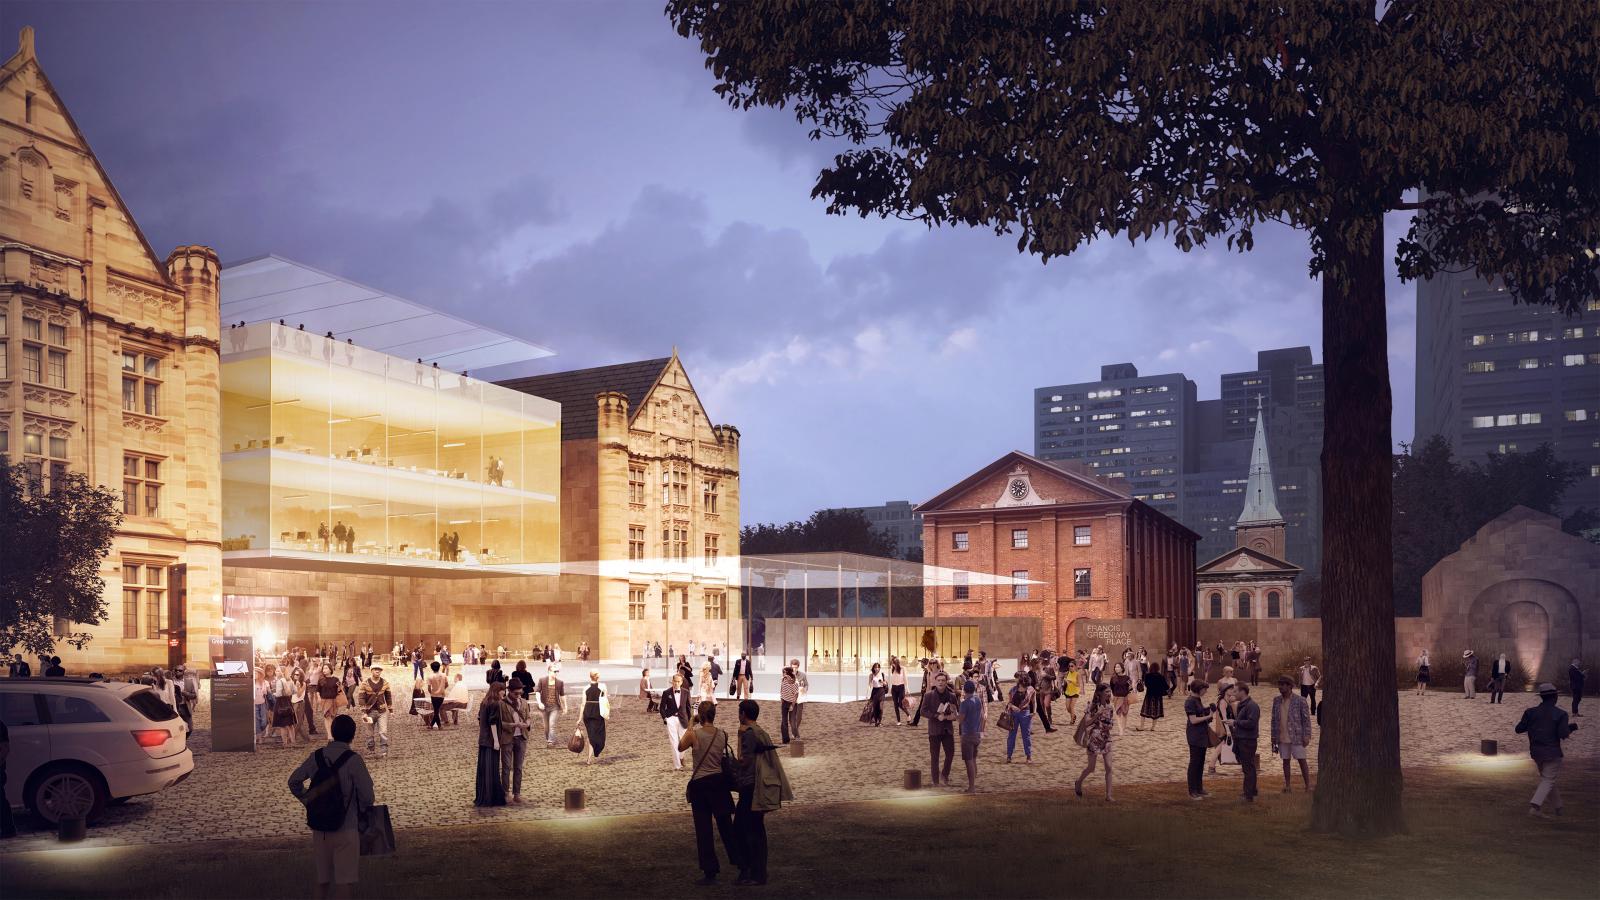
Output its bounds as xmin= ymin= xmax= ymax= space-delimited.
xmin=10 ymin=1 xmax=1421 ymax=524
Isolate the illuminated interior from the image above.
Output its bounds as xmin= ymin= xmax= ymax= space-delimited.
xmin=805 ymin=625 xmax=980 ymax=670
xmin=220 ymin=322 xmax=559 ymax=569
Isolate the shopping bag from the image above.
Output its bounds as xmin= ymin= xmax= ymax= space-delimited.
xmin=359 ymin=804 xmax=395 ymax=857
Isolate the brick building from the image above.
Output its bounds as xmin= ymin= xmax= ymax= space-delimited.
xmin=917 ymin=451 xmax=1198 ymax=653
xmin=2 ymin=29 xmax=222 ymax=673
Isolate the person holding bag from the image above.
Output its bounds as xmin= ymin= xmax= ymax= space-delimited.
xmin=1005 ymin=673 xmax=1036 ymax=763
xmin=1184 ymin=680 xmax=1216 ymax=800
xmin=679 ymin=701 xmax=743 ymax=885
xmin=733 ymin=700 xmax=793 ymax=886
xmin=1074 ymin=684 xmax=1117 ymax=801
xmin=581 ymin=669 xmax=609 ymax=764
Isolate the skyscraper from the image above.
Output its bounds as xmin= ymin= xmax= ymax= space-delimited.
xmin=1414 ymin=269 xmax=1600 ymax=510
xmin=1035 ymin=348 xmax=1324 ymax=594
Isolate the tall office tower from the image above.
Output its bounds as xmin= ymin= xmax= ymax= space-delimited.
xmin=1415 ymin=270 xmax=1600 ymax=511
xmin=1036 ymin=348 xmax=1325 ymax=600
xmin=1034 ymin=364 xmax=1198 ymax=524
xmin=827 ymin=499 xmax=924 ymax=559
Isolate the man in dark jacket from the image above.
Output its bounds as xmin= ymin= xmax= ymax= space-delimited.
xmin=1569 ymin=659 xmax=1586 ymax=717
xmin=1515 ymin=683 xmax=1579 ymax=817
xmin=1231 ymin=683 xmax=1261 ymax=802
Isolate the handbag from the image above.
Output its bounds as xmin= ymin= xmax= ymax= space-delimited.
xmin=684 ymin=729 xmax=731 ymax=802
xmin=358 ymin=804 xmax=395 ymax=857
xmin=858 ymin=702 xmax=875 ymax=723
xmin=1073 ymin=711 xmax=1094 ymax=748
xmin=568 ymin=727 xmax=586 ymax=753
xmin=996 ymin=710 xmax=1015 ymax=731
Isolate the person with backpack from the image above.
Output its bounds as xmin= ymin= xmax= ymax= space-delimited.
xmin=288 ymin=715 xmax=374 ymax=900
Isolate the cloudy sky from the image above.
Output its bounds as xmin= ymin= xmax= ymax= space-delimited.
xmin=12 ymin=1 xmax=1419 ymax=524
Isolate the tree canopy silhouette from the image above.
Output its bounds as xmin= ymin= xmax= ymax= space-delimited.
xmin=669 ymin=0 xmax=1600 ymax=836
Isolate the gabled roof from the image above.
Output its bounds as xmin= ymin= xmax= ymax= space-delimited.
xmin=1196 ymin=544 xmax=1302 ymax=576
xmin=1 ymin=27 xmax=175 ymax=284
xmin=916 ymin=450 xmax=1130 ymax=514
xmin=498 ymin=357 xmax=671 ymax=441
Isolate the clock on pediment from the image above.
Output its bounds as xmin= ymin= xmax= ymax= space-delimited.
xmin=996 ymin=465 xmax=1051 ymax=507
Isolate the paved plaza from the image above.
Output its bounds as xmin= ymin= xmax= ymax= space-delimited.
xmin=1 ymin=677 xmax=1589 ymax=854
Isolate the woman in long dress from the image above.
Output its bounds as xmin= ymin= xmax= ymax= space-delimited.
xmin=582 ymin=670 xmax=609 ymax=763
xmin=475 ymin=681 xmax=507 ymax=806
xmin=290 ymin=668 xmax=313 ymax=741
xmin=1138 ymin=661 xmax=1167 ymax=730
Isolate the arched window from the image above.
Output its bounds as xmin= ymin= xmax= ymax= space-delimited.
xmin=1238 ymin=591 xmax=1252 ymax=618
xmin=1267 ymin=590 xmax=1282 ymax=618
xmin=1208 ymin=592 xmax=1222 ymax=618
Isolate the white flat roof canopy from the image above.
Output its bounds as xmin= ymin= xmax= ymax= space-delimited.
xmin=220 ymin=255 xmax=555 ymax=371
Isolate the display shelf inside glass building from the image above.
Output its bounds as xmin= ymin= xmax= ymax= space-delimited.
xmin=220 ymin=322 xmax=560 ymax=575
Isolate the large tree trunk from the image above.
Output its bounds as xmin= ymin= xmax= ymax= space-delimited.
xmin=1311 ymin=212 xmax=1405 ymax=836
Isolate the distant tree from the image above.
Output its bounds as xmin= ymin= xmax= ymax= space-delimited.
xmin=669 ymin=0 xmax=1600 ymax=836
xmin=0 ymin=463 xmax=123 ymax=658
xmin=920 ymin=628 xmax=938 ymax=657
xmin=740 ymin=508 xmax=898 ymax=558
xmin=1394 ymin=437 xmax=1595 ymax=615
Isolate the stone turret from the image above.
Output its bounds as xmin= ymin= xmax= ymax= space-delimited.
xmin=165 ymin=245 xmax=222 ymax=667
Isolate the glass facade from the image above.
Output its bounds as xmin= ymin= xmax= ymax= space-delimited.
xmin=804 ymin=625 xmax=978 ymax=671
xmin=220 ymin=322 xmax=559 ymax=568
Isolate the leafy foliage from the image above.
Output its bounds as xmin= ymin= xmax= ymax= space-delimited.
xmin=740 ymin=507 xmax=900 ymax=557
xmin=669 ymin=0 xmax=1598 ymax=302
xmin=669 ymin=0 xmax=1599 ymax=836
xmin=0 ymin=463 xmax=123 ymax=657
xmin=1393 ymin=436 xmax=1596 ymax=615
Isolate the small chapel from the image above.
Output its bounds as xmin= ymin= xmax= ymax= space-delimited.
xmin=1195 ymin=397 xmax=1302 ymax=620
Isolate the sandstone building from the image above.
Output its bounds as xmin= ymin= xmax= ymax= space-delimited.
xmin=917 ymin=451 xmax=1198 ymax=653
xmin=501 ymin=355 xmax=743 ymax=661
xmin=1 ymin=28 xmax=221 ymax=672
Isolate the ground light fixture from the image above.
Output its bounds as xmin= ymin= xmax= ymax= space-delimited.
xmin=1481 ymin=738 xmax=1498 ymax=756
xmin=564 ymin=788 xmax=586 ymax=811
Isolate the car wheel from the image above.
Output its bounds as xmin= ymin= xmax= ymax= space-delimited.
xmin=29 ymin=764 xmax=108 ymax=825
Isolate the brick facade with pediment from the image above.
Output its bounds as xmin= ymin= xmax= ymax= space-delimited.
xmin=918 ymin=452 xmax=1197 ymax=653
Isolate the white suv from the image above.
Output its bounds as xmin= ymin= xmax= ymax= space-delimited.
xmin=1 ymin=678 xmax=194 ymax=825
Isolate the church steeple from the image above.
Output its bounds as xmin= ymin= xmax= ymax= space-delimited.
xmin=1237 ymin=395 xmax=1283 ymax=527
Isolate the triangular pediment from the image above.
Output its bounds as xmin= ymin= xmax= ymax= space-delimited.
xmin=1197 ymin=545 xmax=1301 ymax=575
xmin=917 ymin=451 xmax=1129 ymax=514
xmin=2 ymin=33 xmax=173 ymax=284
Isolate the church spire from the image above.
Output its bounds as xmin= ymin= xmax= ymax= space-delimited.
xmin=1237 ymin=394 xmax=1283 ymax=526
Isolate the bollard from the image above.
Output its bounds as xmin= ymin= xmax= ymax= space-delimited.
xmin=1480 ymin=739 xmax=1497 ymax=756
xmin=903 ymin=769 xmax=922 ymax=790
xmin=58 ymin=816 xmax=87 ymax=842
xmin=787 ymin=739 xmax=805 ymax=758
xmin=564 ymin=788 xmax=586 ymax=811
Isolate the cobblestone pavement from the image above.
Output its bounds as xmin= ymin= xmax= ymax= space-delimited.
xmin=2 ymin=679 xmax=1589 ymax=853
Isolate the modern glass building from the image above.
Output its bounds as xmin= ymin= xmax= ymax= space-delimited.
xmin=220 ymin=321 xmax=560 ymax=574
